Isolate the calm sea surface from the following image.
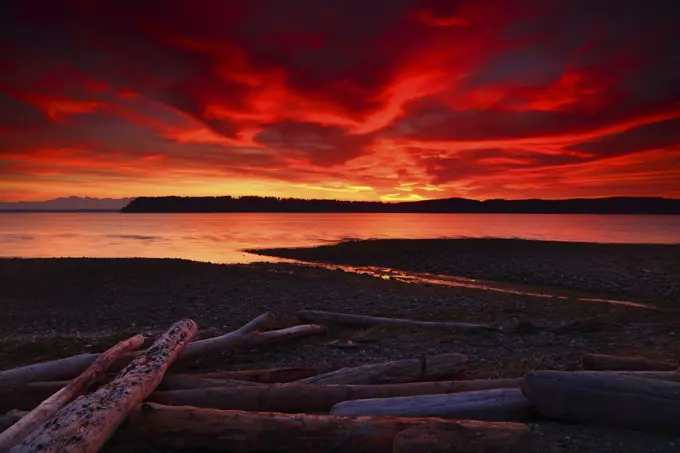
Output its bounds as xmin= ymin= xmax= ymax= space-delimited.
xmin=1 ymin=213 xmax=679 ymax=263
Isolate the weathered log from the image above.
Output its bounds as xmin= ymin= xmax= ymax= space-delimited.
xmin=0 ymin=377 xmax=259 ymax=413
xmin=392 ymin=423 xmax=530 ymax=453
xmin=614 ymin=370 xmax=680 ymax=382
xmin=10 ymin=319 xmax=197 ymax=453
xmin=148 ymin=378 xmax=520 ymax=413
xmin=0 ymin=335 xmax=144 ymax=453
xmin=298 ymin=310 xmax=498 ymax=332
xmin=121 ymin=403 xmax=532 ymax=453
xmin=199 ymin=365 xmax=343 ymax=383
xmin=331 ymin=388 xmax=533 ymax=421
xmin=0 ymin=313 xmax=324 ymax=387
xmin=582 ymin=353 xmax=677 ymax=371
xmin=156 ymin=375 xmax=263 ymax=391
xmin=291 ymin=353 xmax=467 ymax=385
xmin=0 ymin=412 xmax=27 ymax=434
xmin=521 ymin=370 xmax=680 ymax=432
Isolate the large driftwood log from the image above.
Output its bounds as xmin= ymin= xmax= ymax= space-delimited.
xmin=0 ymin=313 xmax=325 ymax=388
xmin=298 ymin=310 xmax=498 ymax=332
xmin=9 ymin=319 xmax=197 ymax=453
xmin=291 ymin=353 xmax=467 ymax=385
xmin=331 ymin=388 xmax=533 ymax=421
xmin=0 ymin=335 xmax=144 ymax=453
xmin=0 ymin=377 xmax=259 ymax=413
xmin=392 ymin=423 xmax=529 ymax=453
xmin=148 ymin=378 xmax=520 ymax=413
xmin=200 ymin=365 xmax=343 ymax=383
xmin=521 ymin=370 xmax=680 ymax=432
xmin=156 ymin=375 xmax=263 ymax=391
xmin=582 ymin=353 xmax=677 ymax=371
xmin=121 ymin=403 xmax=532 ymax=453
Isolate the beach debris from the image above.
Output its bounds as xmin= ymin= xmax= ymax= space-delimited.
xmin=325 ymin=339 xmax=361 ymax=349
xmin=9 ymin=319 xmax=197 ymax=453
xmin=298 ymin=310 xmax=499 ymax=332
xmin=521 ymin=370 xmax=680 ymax=433
xmin=0 ymin=312 xmax=325 ymax=388
xmin=120 ymin=403 xmax=532 ymax=453
xmin=581 ymin=353 xmax=678 ymax=371
xmin=391 ymin=422 xmax=531 ymax=453
xmin=331 ymin=388 xmax=534 ymax=422
xmin=289 ymin=353 xmax=468 ymax=385
xmin=0 ymin=334 xmax=144 ymax=452
xmin=196 ymin=365 xmax=344 ymax=383
xmin=147 ymin=378 xmax=520 ymax=413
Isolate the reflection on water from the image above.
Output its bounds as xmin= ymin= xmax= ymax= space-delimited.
xmin=288 ymin=261 xmax=654 ymax=309
xmin=1 ymin=213 xmax=679 ymax=264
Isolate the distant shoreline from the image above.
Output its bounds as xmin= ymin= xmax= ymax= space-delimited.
xmin=120 ymin=195 xmax=680 ymax=215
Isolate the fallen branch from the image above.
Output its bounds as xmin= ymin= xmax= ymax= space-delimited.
xmin=198 ymin=365 xmax=343 ymax=383
xmin=156 ymin=376 xmax=263 ymax=391
xmin=331 ymin=388 xmax=533 ymax=421
xmin=148 ymin=378 xmax=520 ymax=413
xmin=10 ymin=319 xmax=197 ymax=453
xmin=298 ymin=310 xmax=499 ymax=332
xmin=0 ymin=335 xmax=144 ymax=453
xmin=581 ymin=353 xmax=677 ymax=371
xmin=521 ymin=370 xmax=680 ymax=433
xmin=290 ymin=353 xmax=467 ymax=385
xmin=120 ymin=403 xmax=532 ymax=453
xmin=0 ymin=313 xmax=325 ymax=387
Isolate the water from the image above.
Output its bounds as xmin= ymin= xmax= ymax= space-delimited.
xmin=1 ymin=212 xmax=678 ymax=263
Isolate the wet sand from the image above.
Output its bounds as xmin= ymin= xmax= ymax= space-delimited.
xmin=1 ymin=238 xmax=679 ymax=452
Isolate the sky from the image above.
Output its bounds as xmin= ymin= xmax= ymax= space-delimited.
xmin=1 ymin=0 xmax=679 ymax=202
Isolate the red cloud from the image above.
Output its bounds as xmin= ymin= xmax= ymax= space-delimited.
xmin=1 ymin=0 xmax=679 ymax=201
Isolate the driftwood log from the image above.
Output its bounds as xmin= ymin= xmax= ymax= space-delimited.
xmin=148 ymin=378 xmax=520 ymax=413
xmin=290 ymin=353 xmax=468 ymax=385
xmin=0 ymin=313 xmax=325 ymax=388
xmin=156 ymin=375 xmax=263 ymax=391
xmin=298 ymin=310 xmax=498 ymax=332
xmin=331 ymin=388 xmax=533 ymax=421
xmin=9 ymin=319 xmax=197 ymax=453
xmin=521 ymin=370 xmax=680 ymax=432
xmin=198 ymin=365 xmax=343 ymax=383
xmin=0 ymin=334 xmax=144 ymax=453
xmin=582 ymin=353 xmax=677 ymax=371
xmin=392 ymin=423 xmax=529 ymax=453
xmin=120 ymin=403 xmax=532 ymax=453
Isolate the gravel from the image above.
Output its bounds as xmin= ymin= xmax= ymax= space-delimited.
xmin=1 ymin=239 xmax=679 ymax=452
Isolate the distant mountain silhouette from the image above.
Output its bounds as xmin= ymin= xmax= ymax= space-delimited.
xmin=121 ymin=196 xmax=680 ymax=214
xmin=0 ymin=196 xmax=134 ymax=212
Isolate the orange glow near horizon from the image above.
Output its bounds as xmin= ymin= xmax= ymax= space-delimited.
xmin=1 ymin=0 xmax=679 ymax=202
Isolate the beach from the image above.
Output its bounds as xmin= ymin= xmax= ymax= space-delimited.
xmin=1 ymin=238 xmax=680 ymax=452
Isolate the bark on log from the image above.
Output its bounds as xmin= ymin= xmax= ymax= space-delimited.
xmin=582 ymin=353 xmax=677 ymax=371
xmin=298 ymin=310 xmax=499 ymax=332
xmin=392 ymin=423 xmax=530 ymax=453
xmin=0 ymin=313 xmax=325 ymax=387
xmin=521 ymin=370 xmax=680 ymax=432
xmin=199 ymin=365 xmax=343 ymax=383
xmin=0 ymin=335 xmax=144 ymax=453
xmin=331 ymin=388 xmax=533 ymax=422
xmin=0 ymin=412 xmax=27 ymax=434
xmin=9 ymin=319 xmax=197 ymax=453
xmin=121 ymin=403 xmax=532 ymax=453
xmin=148 ymin=379 xmax=520 ymax=413
xmin=291 ymin=353 xmax=468 ymax=385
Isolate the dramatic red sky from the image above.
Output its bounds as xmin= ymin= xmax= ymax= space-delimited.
xmin=1 ymin=0 xmax=679 ymax=202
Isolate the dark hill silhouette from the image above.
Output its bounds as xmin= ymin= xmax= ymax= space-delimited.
xmin=121 ymin=196 xmax=680 ymax=214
